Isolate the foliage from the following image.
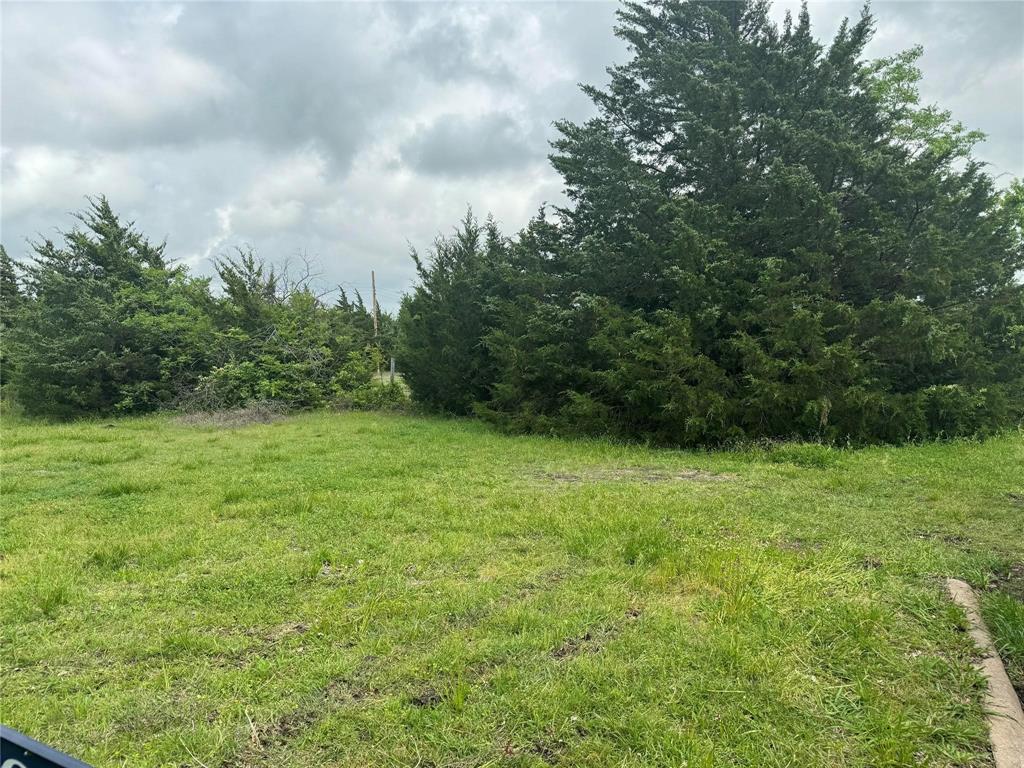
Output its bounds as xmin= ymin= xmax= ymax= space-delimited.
xmin=397 ymin=210 xmax=507 ymax=414
xmin=2 ymin=201 xmax=395 ymax=418
xmin=332 ymin=347 xmax=409 ymax=411
xmin=4 ymin=1 xmax=1022 ymax=442
xmin=400 ymin=0 xmax=1024 ymax=446
xmin=5 ymin=199 xmax=216 ymax=418
xmin=0 ymin=245 xmax=24 ymax=387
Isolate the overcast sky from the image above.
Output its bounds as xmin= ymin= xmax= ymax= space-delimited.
xmin=2 ymin=1 xmax=1022 ymax=309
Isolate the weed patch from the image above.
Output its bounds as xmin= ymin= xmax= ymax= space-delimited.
xmin=86 ymin=543 xmax=135 ymax=571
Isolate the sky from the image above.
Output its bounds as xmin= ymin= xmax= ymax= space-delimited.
xmin=2 ymin=1 xmax=1022 ymax=310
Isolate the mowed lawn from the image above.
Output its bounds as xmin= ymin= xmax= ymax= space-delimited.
xmin=2 ymin=412 xmax=1022 ymax=768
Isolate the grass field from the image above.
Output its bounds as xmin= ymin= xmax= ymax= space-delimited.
xmin=1 ymin=412 xmax=1022 ymax=767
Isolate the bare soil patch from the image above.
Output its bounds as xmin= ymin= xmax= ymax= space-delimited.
xmin=223 ymin=662 xmax=382 ymax=767
xmin=771 ymin=537 xmax=823 ymax=553
xmin=264 ymin=621 xmax=309 ymax=642
xmin=990 ymin=563 xmax=1024 ymax=602
xmin=913 ymin=530 xmax=971 ymax=548
xmin=551 ymin=609 xmax=640 ymax=660
xmin=409 ymin=687 xmax=442 ymax=708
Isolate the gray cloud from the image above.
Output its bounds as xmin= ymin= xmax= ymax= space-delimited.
xmin=401 ymin=112 xmax=542 ymax=176
xmin=774 ymin=0 xmax=1024 ymax=180
xmin=395 ymin=7 xmax=519 ymax=84
xmin=1 ymin=1 xmax=1020 ymax=310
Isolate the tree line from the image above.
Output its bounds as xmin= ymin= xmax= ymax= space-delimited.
xmin=0 ymin=200 xmax=403 ymax=419
xmin=2 ymin=0 xmax=1022 ymax=446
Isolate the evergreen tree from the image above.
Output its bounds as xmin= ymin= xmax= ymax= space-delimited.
xmin=404 ymin=0 xmax=1024 ymax=445
xmin=0 ymin=245 xmax=24 ymax=386
xmin=0 ymin=246 xmax=22 ymax=326
xmin=398 ymin=209 xmax=508 ymax=413
xmin=9 ymin=198 xmax=216 ymax=417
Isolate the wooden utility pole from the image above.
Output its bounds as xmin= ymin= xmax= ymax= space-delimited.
xmin=371 ymin=270 xmax=382 ymax=382
xmin=371 ymin=270 xmax=379 ymax=338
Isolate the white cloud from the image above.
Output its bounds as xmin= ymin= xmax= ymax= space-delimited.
xmin=1 ymin=1 xmax=1020 ymax=309
xmin=1 ymin=145 xmax=144 ymax=221
xmin=53 ymin=38 xmax=230 ymax=134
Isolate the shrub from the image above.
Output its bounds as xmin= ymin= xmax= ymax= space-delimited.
xmin=2 ymin=206 xmax=403 ymax=419
xmin=332 ymin=349 xmax=409 ymax=411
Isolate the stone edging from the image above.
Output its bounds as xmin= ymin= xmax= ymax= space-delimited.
xmin=946 ymin=578 xmax=1024 ymax=768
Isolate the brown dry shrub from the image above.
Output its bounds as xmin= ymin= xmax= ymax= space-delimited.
xmin=174 ymin=400 xmax=286 ymax=428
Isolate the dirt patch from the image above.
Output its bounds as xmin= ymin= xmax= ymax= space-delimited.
xmin=246 ymin=709 xmax=314 ymax=753
xmin=529 ymin=737 xmax=568 ymax=765
xmin=989 ymin=563 xmax=1024 ymax=602
xmin=500 ymin=722 xmax=582 ymax=766
xmin=215 ymin=622 xmax=312 ymax=670
xmin=914 ymin=531 xmax=971 ymax=548
xmin=223 ymin=666 xmax=382 ymax=767
xmin=265 ymin=622 xmax=309 ymax=642
xmin=409 ymin=686 xmax=442 ymax=708
xmin=552 ymin=626 xmax=616 ymax=660
xmin=326 ymin=682 xmax=375 ymax=705
xmin=551 ymin=608 xmax=643 ymax=660
xmin=500 ymin=737 xmax=567 ymax=765
xmin=552 ymin=633 xmax=595 ymax=660
xmin=225 ymin=706 xmax=319 ymax=767
xmin=324 ymin=674 xmax=380 ymax=705
xmin=175 ymin=402 xmax=286 ymax=429
xmin=541 ymin=467 xmax=733 ymax=485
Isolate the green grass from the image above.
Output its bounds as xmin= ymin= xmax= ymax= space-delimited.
xmin=1 ymin=412 xmax=1022 ymax=767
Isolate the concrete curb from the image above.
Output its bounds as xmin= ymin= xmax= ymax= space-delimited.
xmin=946 ymin=578 xmax=1024 ymax=768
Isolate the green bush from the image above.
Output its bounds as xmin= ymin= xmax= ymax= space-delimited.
xmin=193 ymin=359 xmax=326 ymax=411
xmin=397 ymin=210 xmax=506 ymax=414
xmin=3 ymin=203 xmax=402 ymax=419
xmin=332 ymin=349 xmax=409 ymax=411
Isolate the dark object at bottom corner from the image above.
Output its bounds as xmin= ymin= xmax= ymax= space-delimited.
xmin=1 ymin=726 xmax=93 ymax=768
